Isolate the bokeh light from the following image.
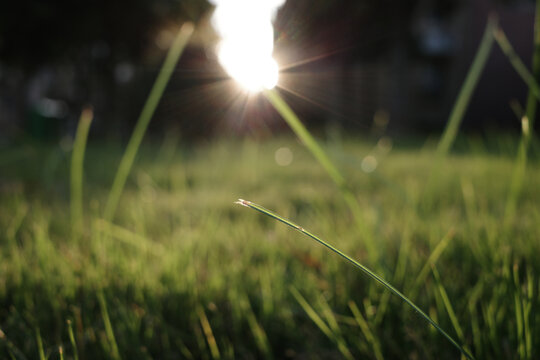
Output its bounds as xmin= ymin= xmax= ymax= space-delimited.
xmin=361 ymin=155 xmax=377 ymax=173
xmin=275 ymin=146 xmax=293 ymax=166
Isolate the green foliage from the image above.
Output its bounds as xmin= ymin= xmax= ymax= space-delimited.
xmin=1 ymin=137 xmax=539 ymax=359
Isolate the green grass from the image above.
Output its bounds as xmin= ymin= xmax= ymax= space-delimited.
xmin=235 ymin=199 xmax=471 ymax=358
xmin=1 ymin=136 xmax=539 ymax=359
xmin=70 ymin=107 xmax=93 ymax=237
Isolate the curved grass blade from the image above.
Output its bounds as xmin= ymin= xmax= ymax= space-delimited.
xmin=236 ymin=199 xmax=474 ymax=360
xmin=435 ymin=16 xmax=496 ymax=158
xmin=525 ymin=0 xmax=540 ymax=129
xmin=494 ymin=27 xmax=540 ymax=103
xmin=104 ymin=23 xmax=194 ymax=221
xmin=70 ymin=106 xmax=93 ymax=236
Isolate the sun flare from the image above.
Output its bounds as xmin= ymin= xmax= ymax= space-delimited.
xmin=210 ymin=0 xmax=284 ymax=92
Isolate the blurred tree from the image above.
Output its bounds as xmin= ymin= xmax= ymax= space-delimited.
xmin=0 ymin=0 xmax=210 ymax=139
xmin=0 ymin=0 xmax=209 ymax=68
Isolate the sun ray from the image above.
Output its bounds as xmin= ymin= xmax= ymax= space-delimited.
xmin=278 ymin=45 xmax=355 ymax=72
xmin=275 ymin=82 xmax=348 ymax=121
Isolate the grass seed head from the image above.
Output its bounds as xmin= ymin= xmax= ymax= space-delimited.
xmin=235 ymin=199 xmax=251 ymax=207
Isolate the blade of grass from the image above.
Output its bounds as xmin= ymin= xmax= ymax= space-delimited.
xmin=348 ymin=301 xmax=384 ymax=360
xmin=97 ymin=291 xmax=121 ymax=360
xmin=374 ymin=218 xmax=414 ymax=326
xmin=0 ymin=328 xmax=28 ymax=360
xmin=196 ymin=306 xmax=221 ymax=360
xmin=262 ymin=88 xmax=376 ymax=260
xmin=512 ymin=263 xmax=526 ymax=359
xmin=431 ymin=266 xmax=465 ymax=342
xmin=461 ymin=177 xmax=477 ymax=224
xmin=494 ymin=28 xmax=540 ymax=102
xmin=290 ymin=287 xmax=354 ymax=360
xmin=8 ymin=349 xmax=16 ymax=360
xmin=104 ymin=23 xmax=194 ymax=221
xmin=317 ymin=294 xmax=354 ymax=358
xmin=318 ymin=297 xmax=342 ymax=335
xmin=263 ymin=89 xmax=344 ymax=187
xmin=67 ymin=319 xmax=79 ymax=360
xmin=436 ymin=16 xmax=496 ymax=158
xmin=410 ymin=228 xmax=455 ymax=300
xmin=510 ymin=98 xmax=525 ymax=120
xmin=35 ymin=328 xmax=45 ymax=360
xmin=524 ymin=267 xmax=533 ymax=359
xmin=94 ymin=219 xmax=165 ymax=256
xmin=525 ymin=0 xmax=540 ymax=129
xmin=240 ymin=295 xmax=272 ymax=359
xmin=504 ymin=116 xmax=531 ymax=227
xmin=467 ymin=282 xmax=484 ymax=359
xmin=6 ymin=203 xmax=28 ymax=244
xmin=237 ymin=199 xmax=474 ymax=359
xmin=512 ymin=263 xmax=534 ymax=360
xmin=70 ymin=106 xmax=93 ymax=236
xmin=192 ymin=322 xmax=210 ymax=360
xmin=497 ymin=3 xmax=540 ymax=226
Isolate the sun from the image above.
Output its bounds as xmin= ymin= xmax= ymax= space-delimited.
xmin=218 ymin=40 xmax=279 ymax=92
xmin=210 ymin=0 xmax=283 ymax=92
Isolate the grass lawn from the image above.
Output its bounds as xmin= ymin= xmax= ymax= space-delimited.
xmin=0 ymin=135 xmax=539 ymax=359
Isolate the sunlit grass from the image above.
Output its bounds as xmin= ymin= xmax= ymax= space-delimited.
xmin=0 ymin=137 xmax=538 ymax=359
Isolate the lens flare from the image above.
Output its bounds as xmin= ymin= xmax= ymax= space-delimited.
xmin=210 ymin=0 xmax=284 ymax=92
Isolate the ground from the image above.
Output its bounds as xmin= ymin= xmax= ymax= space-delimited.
xmin=0 ymin=135 xmax=539 ymax=359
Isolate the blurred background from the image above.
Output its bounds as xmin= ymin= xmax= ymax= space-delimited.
xmin=1 ymin=2 xmax=539 ymax=359
xmin=0 ymin=0 xmax=537 ymax=142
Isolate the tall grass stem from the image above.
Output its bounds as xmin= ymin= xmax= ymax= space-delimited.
xmin=263 ymin=89 xmax=344 ymax=187
xmin=196 ymin=306 xmax=221 ymax=360
xmin=104 ymin=23 xmax=193 ymax=221
xmin=502 ymin=1 xmax=540 ymax=225
xmin=236 ymin=199 xmax=475 ymax=359
xmin=494 ymin=28 xmax=540 ymax=102
xmin=525 ymin=0 xmax=540 ymax=128
xmin=70 ymin=106 xmax=93 ymax=236
xmin=262 ymin=88 xmax=375 ymax=259
xmin=436 ymin=16 xmax=496 ymax=158
xmin=97 ymin=292 xmax=121 ymax=360
xmin=67 ymin=319 xmax=79 ymax=360
xmin=35 ymin=328 xmax=45 ymax=360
